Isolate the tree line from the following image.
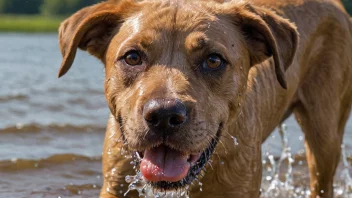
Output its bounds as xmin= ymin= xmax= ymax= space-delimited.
xmin=0 ymin=0 xmax=351 ymax=16
xmin=342 ymin=0 xmax=352 ymax=15
xmin=0 ymin=0 xmax=101 ymax=15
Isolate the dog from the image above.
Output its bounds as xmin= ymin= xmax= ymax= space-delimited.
xmin=57 ymin=0 xmax=352 ymax=197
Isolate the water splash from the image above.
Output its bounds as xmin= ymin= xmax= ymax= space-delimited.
xmin=230 ymin=136 xmax=239 ymax=146
xmin=124 ymin=171 xmax=190 ymax=198
xmin=335 ymin=144 xmax=352 ymax=197
xmin=262 ymin=124 xmax=296 ymax=197
xmin=261 ymin=124 xmax=352 ymax=198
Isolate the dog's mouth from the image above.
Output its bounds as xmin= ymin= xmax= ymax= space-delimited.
xmin=137 ymin=125 xmax=222 ymax=191
xmin=117 ymin=113 xmax=222 ymax=191
xmin=139 ymin=145 xmax=202 ymax=183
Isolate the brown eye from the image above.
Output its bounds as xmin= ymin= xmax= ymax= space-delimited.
xmin=124 ymin=51 xmax=142 ymax=66
xmin=203 ymin=54 xmax=224 ymax=70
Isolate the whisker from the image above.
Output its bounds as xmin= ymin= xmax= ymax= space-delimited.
xmin=143 ymin=129 xmax=151 ymax=139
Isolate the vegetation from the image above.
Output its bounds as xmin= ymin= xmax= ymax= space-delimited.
xmin=0 ymin=0 xmax=100 ymax=32
xmin=0 ymin=15 xmax=62 ymax=32
xmin=342 ymin=0 xmax=352 ymax=15
xmin=0 ymin=0 xmax=350 ymax=32
xmin=0 ymin=0 xmax=43 ymax=14
xmin=0 ymin=0 xmax=101 ymax=16
xmin=41 ymin=0 xmax=100 ymax=16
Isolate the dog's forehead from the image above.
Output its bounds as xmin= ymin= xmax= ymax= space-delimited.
xmin=117 ymin=1 xmax=236 ymax=52
xmin=110 ymin=0 xmax=243 ymax=66
xmin=127 ymin=1 xmax=220 ymax=33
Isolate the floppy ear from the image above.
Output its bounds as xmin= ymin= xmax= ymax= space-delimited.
xmin=228 ymin=4 xmax=298 ymax=89
xmin=58 ymin=1 xmax=135 ymax=78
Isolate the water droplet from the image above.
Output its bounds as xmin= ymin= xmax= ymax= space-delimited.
xmin=125 ymin=175 xmax=133 ymax=183
xmin=231 ymin=136 xmax=239 ymax=146
xmin=298 ymin=149 xmax=305 ymax=155
xmin=16 ymin=123 xmax=24 ymax=129
xmin=299 ymin=136 xmax=304 ymax=141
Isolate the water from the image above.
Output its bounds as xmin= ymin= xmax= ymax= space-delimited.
xmin=0 ymin=33 xmax=352 ymax=197
xmin=261 ymin=124 xmax=296 ymax=197
xmin=262 ymin=124 xmax=303 ymax=197
xmin=0 ymin=33 xmax=107 ymax=197
xmin=261 ymin=124 xmax=352 ymax=198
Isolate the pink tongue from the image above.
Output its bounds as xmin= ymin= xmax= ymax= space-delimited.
xmin=140 ymin=145 xmax=190 ymax=182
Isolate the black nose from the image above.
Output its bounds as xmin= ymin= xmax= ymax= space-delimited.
xmin=143 ymin=98 xmax=187 ymax=129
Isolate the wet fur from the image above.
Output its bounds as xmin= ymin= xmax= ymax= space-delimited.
xmin=58 ymin=0 xmax=352 ymax=197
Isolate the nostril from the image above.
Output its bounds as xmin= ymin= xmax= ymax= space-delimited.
xmin=144 ymin=112 xmax=159 ymax=126
xmin=169 ymin=113 xmax=187 ymax=126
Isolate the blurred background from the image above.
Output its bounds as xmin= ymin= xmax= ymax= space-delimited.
xmin=0 ymin=0 xmax=351 ymax=33
xmin=0 ymin=0 xmax=351 ymax=198
xmin=0 ymin=0 xmax=99 ymax=32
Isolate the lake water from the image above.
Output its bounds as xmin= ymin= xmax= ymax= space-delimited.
xmin=0 ymin=33 xmax=351 ymax=198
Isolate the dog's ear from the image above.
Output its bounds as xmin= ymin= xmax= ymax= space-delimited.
xmin=227 ymin=4 xmax=298 ymax=89
xmin=58 ymin=1 xmax=136 ymax=77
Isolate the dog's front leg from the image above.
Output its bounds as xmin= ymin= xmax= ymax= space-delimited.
xmin=100 ymin=115 xmax=138 ymax=198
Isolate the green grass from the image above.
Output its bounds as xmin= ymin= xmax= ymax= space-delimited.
xmin=0 ymin=15 xmax=63 ymax=33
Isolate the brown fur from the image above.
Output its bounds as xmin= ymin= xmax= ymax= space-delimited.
xmin=58 ymin=0 xmax=352 ymax=197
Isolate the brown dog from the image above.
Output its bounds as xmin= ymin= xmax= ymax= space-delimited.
xmin=57 ymin=0 xmax=352 ymax=197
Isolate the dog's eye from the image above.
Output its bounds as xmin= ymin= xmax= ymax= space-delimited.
xmin=124 ymin=51 xmax=142 ymax=66
xmin=203 ymin=54 xmax=224 ymax=70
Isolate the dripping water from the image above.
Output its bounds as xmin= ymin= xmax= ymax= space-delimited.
xmin=335 ymin=144 xmax=352 ymax=197
xmin=262 ymin=124 xmax=296 ymax=197
xmin=261 ymin=124 xmax=352 ymax=198
xmin=123 ymin=152 xmax=190 ymax=198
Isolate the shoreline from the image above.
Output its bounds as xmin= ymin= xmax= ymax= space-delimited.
xmin=0 ymin=15 xmax=62 ymax=33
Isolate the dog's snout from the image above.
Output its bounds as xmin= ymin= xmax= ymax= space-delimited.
xmin=143 ymin=99 xmax=187 ymax=129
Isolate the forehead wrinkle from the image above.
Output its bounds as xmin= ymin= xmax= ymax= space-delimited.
xmin=185 ymin=32 xmax=209 ymax=53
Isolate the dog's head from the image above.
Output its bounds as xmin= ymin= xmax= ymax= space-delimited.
xmin=58 ymin=0 xmax=298 ymax=191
